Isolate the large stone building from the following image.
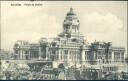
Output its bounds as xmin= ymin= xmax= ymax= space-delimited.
xmin=13 ymin=8 xmax=127 ymax=72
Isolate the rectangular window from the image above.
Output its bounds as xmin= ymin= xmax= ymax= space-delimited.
xmin=65 ymin=50 xmax=68 ymax=54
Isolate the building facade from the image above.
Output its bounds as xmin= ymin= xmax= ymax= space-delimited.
xmin=13 ymin=8 xmax=127 ymax=72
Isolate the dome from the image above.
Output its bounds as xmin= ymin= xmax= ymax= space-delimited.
xmin=67 ymin=8 xmax=76 ymax=16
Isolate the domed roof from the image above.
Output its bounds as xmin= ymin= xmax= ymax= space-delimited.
xmin=67 ymin=8 xmax=76 ymax=16
xmin=64 ymin=8 xmax=79 ymax=25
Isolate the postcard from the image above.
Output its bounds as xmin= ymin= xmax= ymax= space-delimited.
xmin=0 ymin=1 xmax=127 ymax=80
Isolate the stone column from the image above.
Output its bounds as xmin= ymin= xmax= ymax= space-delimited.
xmin=67 ymin=50 xmax=69 ymax=62
xmin=22 ymin=50 xmax=24 ymax=60
xmin=58 ymin=49 xmax=61 ymax=61
xmin=61 ymin=50 xmax=63 ymax=61
xmin=20 ymin=50 xmax=22 ymax=60
xmin=19 ymin=50 xmax=21 ymax=60
xmin=39 ymin=46 xmax=42 ymax=60
xmin=82 ymin=50 xmax=85 ymax=64
xmin=46 ymin=46 xmax=48 ymax=60
xmin=120 ymin=52 xmax=121 ymax=62
xmin=111 ymin=51 xmax=114 ymax=63
xmin=29 ymin=50 xmax=30 ymax=60
xmin=123 ymin=52 xmax=125 ymax=63
xmin=23 ymin=50 xmax=24 ymax=60
xmin=76 ymin=51 xmax=78 ymax=63
xmin=18 ymin=50 xmax=20 ymax=60
xmin=22 ymin=50 xmax=23 ymax=60
xmin=93 ymin=52 xmax=96 ymax=64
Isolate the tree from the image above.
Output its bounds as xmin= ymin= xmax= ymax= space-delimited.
xmin=58 ymin=64 xmax=65 ymax=70
xmin=53 ymin=68 xmax=60 ymax=77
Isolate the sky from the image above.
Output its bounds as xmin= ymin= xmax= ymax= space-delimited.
xmin=1 ymin=1 xmax=127 ymax=52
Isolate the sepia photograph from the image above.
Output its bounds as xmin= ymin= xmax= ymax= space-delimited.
xmin=0 ymin=1 xmax=128 ymax=80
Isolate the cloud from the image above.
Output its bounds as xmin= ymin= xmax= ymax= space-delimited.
xmin=81 ymin=12 xmax=124 ymax=33
xmin=1 ymin=2 xmax=127 ymax=51
xmin=1 ymin=7 xmax=61 ymax=50
xmin=80 ymin=12 xmax=126 ymax=47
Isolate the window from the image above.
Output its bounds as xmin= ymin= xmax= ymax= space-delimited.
xmin=25 ymin=51 xmax=28 ymax=54
xmin=64 ymin=50 xmax=68 ymax=54
xmin=114 ymin=52 xmax=120 ymax=62
xmin=72 ymin=39 xmax=77 ymax=42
